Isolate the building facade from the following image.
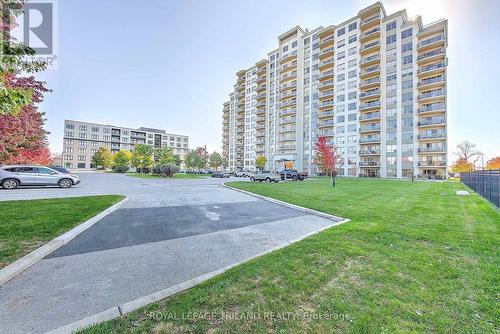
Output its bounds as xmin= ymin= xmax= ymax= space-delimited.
xmin=221 ymin=2 xmax=448 ymax=179
xmin=63 ymin=120 xmax=189 ymax=169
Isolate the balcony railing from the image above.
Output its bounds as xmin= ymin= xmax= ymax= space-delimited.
xmin=280 ymin=72 xmax=298 ymax=81
xmin=418 ymin=103 xmax=445 ymax=113
xmin=418 ymin=76 xmax=445 ymax=87
xmin=361 ymin=41 xmax=380 ymax=51
xmin=318 ymin=110 xmax=334 ymax=117
xmin=418 ymin=34 xmax=445 ymax=48
xmin=418 ymin=62 xmax=446 ymax=74
xmin=281 ymin=61 xmax=297 ymax=71
xmin=418 ymin=117 xmax=445 ymax=126
xmin=418 ymin=89 xmax=446 ymax=100
xmin=359 ymin=112 xmax=381 ymax=120
xmin=359 ymin=101 xmax=381 ymax=110
xmin=280 ymin=108 xmax=297 ymax=116
xmin=320 ymin=35 xmax=335 ymax=45
xmin=418 ymin=147 xmax=445 ymax=153
xmin=279 ymin=117 xmax=296 ymax=125
xmin=418 ymin=161 xmax=446 ymax=166
xmin=320 ymin=80 xmax=334 ymax=88
xmin=319 ymin=100 xmax=335 ymax=108
xmin=279 ymin=99 xmax=297 ymax=108
xmin=359 ymin=161 xmax=381 ymax=166
xmin=319 ymin=58 xmax=335 ymax=67
xmin=319 ymin=47 xmax=335 ymax=56
xmin=418 ymin=132 xmax=446 ymax=139
xmin=360 ymin=137 xmax=381 ymax=143
xmin=361 ymin=27 xmax=380 ymax=38
xmin=319 ymin=130 xmax=334 ymax=136
xmin=359 ymin=89 xmax=380 ymax=98
xmin=360 ymin=124 xmax=381 ymax=132
xmin=319 ymin=90 xmax=334 ymax=98
xmin=319 ymin=70 xmax=334 ymax=79
xmin=360 ymin=54 xmax=380 ymax=65
xmin=318 ymin=120 xmax=334 ymax=127
xmin=280 ymin=126 xmax=296 ymax=133
xmin=417 ymin=48 xmax=445 ymax=61
xmin=360 ymin=149 xmax=380 ymax=155
xmin=361 ymin=77 xmax=380 ymax=87
xmin=361 ymin=65 xmax=380 ymax=76
xmin=281 ymin=82 xmax=298 ymax=90
xmin=361 ymin=15 xmax=380 ymax=26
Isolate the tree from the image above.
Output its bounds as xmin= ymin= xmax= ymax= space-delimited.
xmin=209 ymin=152 xmax=223 ymax=170
xmin=10 ymin=146 xmax=52 ymax=165
xmin=485 ymin=157 xmax=500 ymax=170
xmin=91 ymin=147 xmax=113 ymax=169
xmin=1 ymin=1 xmax=49 ymax=115
xmin=113 ymin=150 xmax=131 ymax=168
xmin=255 ymin=155 xmax=266 ymax=171
xmin=451 ymin=158 xmax=474 ymax=173
xmin=131 ymin=144 xmax=154 ymax=173
xmin=315 ymin=136 xmax=342 ymax=187
xmin=454 ymin=140 xmax=483 ymax=165
xmin=185 ymin=149 xmax=204 ymax=170
xmin=195 ymin=146 xmax=209 ymax=169
xmin=154 ymin=147 xmax=179 ymax=165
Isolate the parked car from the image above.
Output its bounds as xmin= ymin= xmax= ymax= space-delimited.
xmin=250 ymin=171 xmax=281 ymax=183
xmin=0 ymin=165 xmax=81 ymax=189
xmin=280 ymin=169 xmax=308 ymax=181
xmin=234 ymin=171 xmax=246 ymax=177
xmin=212 ymin=171 xmax=230 ymax=178
xmin=49 ymin=165 xmax=71 ymax=174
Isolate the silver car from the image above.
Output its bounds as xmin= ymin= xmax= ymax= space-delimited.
xmin=0 ymin=165 xmax=81 ymax=189
xmin=250 ymin=171 xmax=281 ymax=183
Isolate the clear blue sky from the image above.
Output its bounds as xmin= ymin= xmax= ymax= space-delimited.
xmin=37 ymin=0 xmax=499 ymax=161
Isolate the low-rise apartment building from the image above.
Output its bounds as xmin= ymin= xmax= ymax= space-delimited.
xmin=221 ymin=1 xmax=448 ymax=179
xmin=63 ymin=120 xmax=189 ymax=169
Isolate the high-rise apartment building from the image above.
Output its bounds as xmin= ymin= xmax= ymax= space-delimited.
xmin=62 ymin=120 xmax=189 ymax=169
xmin=221 ymin=2 xmax=448 ymax=179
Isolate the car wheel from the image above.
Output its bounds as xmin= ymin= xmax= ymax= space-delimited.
xmin=266 ymin=177 xmax=272 ymax=183
xmin=292 ymin=175 xmax=298 ymax=181
xmin=58 ymin=178 xmax=73 ymax=188
xmin=275 ymin=180 xmax=279 ymax=183
xmin=1 ymin=178 xmax=19 ymax=190
xmin=250 ymin=177 xmax=255 ymax=182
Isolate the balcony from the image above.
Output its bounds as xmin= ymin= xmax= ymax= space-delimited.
xmin=418 ymin=146 xmax=446 ymax=153
xmin=359 ymin=136 xmax=381 ymax=144
xmin=255 ymin=139 xmax=265 ymax=145
xmin=319 ymin=46 xmax=335 ymax=59
xmin=360 ymin=27 xmax=380 ymax=42
xmin=281 ymin=82 xmax=298 ymax=91
xmin=360 ymin=15 xmax=381 ymax=30
xmin=319 ymin=69 xmax=334 ymax=81
xmin=279 ymin=99 xmax=297 ymax=108
xmin=360 ymin=54 xmax=380 ymax=67
xmin=360 ymin=124 xmax=381 ymax=133
xmin=255 ymin=107 xmax=266 ymax=115
xmin=256 ymin=75 xmax=266 ymax=83
xmin=360 ymin=77 xmax=380 ymax=89
xmin=360 ymin=161 xmax=381 ymax=167
xmin=359 ymin=101 xmax=381 ymax=111
xmin=256 ymin=84 xmax=266 ymax=92
xmin=255 ymin=123 xmax=266 ymax=130
xmin=319 ymin=90 xmax=334 ymax=99
xmin=279 ymin=144 xmax=297 ymax=151
xmin=360 ymin=41 xmax=380 ymax=55
xmin=417 ymin=76 xmax=445 ymax=89
xmin=280 ymin=50 xmax=298 ymax=63
xmin=279 ymin=91 xmax=297 ymax=100
xmin=418 ymin=132 xmax=446 ymax=140
xmin=418 ymin=161 xmax=446 ymax=167
xmin=418 ymin=34 xmax=445 ymax=51
xmin=418 ymin=103 xmax=445 ymax=115
xmin=256 ymin=101 xmax=266 ymax=108
xmin=256 ymin=92 xmax=266 ymax=101
xmin=418 ymin=62 xmax=446 ymax=76
xmin=318 ymin=120 xmax=334 ymax=128
xmin=360 ymin=149 xmax=380 ymax=155
xmin=417 ymin=47 xmax=445 ymax=64
xmin=360 ymin=65 xmax=380 ymax=78
xmin=319 ymin=100 xmax=335 ymax=109
xmin=257 ymin=66 xmax=266 ymax=74
xmin=359 ymin=112 xmax=381 ymax=121
xmin=319 ymin=79 xmax=334 ymax=89
xmin=318 ymin=110 xmax=334 ymax=118
xmin=280 ymin=126 xmax=296 ymax=133
xmin=319 ymin=130 xmax=334 ymax=137
xmin=319 ymin=35 xmax=335 ymax=47
xmin=319 ymin=57 xmax=335 ymax=70
xmin=279 ymin=134 xmax=295 ymax=142
xmin=279 ymin=108 xmax=297 ymax=116
xmin=359 ymin=89 xmax=380 ymax=100
xmin=417 ymin=89 xmax=446 ymax=102
xmin=279 ymin=117 xmax=296 ymax=125
xmin=256 ymin=116 xmax=266 ymax=122
xmin=280 ymin=72 xmax=297 ymax=82
xmin=281 ymin=61 xmax=297 ymax=73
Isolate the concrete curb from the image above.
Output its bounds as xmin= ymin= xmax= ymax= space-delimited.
xmin=45 ymin=191 xmax=349 ymax=334
xmin=0 ymin=196 xmax=129 ymax=286
xmin=222 ymin=183 xmax=345 ymax=221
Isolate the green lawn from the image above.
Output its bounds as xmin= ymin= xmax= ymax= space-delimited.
xmin=0 ymin=195 xmax=124 ymax=268
xmin=125 ymin=173 xmax=208 ymax=179
xmin=81 ymin=178 xmax=499 ymax=334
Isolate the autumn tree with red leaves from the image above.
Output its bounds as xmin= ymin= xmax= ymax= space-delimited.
xmin=0 ymin=2 xmax=52 ymax=165
xmin=315 ymin=136 xmax=342 ymax=187
xmin=486 ymin=157 xmax=500 ymax=170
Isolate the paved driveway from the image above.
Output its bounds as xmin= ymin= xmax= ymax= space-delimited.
xmin=0 ymin=173 xmax=342 ymax=333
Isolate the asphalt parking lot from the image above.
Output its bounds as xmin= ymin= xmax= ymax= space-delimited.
xmin=0 ymin=173 xmax=343 ymax=333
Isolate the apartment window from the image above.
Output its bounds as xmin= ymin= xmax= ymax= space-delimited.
xmin=348 ymin=59 xmax=357 ymax=68
xmin=79 ymin=132 xmax=87 ymax=139
xmin=347 ymin=113 xmax=357 ymax=121
xmin=91 ymin=126 xmax=99 ymax=132
xmin=292 ymin=41 xmax=297 ymax=48
xmin=386 ymin=21 xmax=396 ymax=31
xmin=337 ymin=51 xmax=345 ymax=60
xmin=64 ymin=154 xmax=73 ymax=160
xmin=402 ymin=42 xmax=412 ymax=53
xmin=402 ymin=68 xmax=413 ymax=78
xmin=282 ymin=45 xmax=288 ymax=53
xmin=402 ymin=80 xmax=413 ymax=89
xmin=337 ymin=94 xmax=345 ymax=102
xmin=91 ymin=134 xmax=99 ymax=139
xmin=337 ymin=83 xmax=345 ymax=92
xmin=78 ymin=155 xmax=86 ymax=161
xmin=347 ymin=135 xmax=356 ymax=143
xmin=337 ymin=73 xmax=345 ymax=82
xmin=348 ymin=91 xmax=356 ymax=100
xmin=402 ymin=55 xmax=413 ymax=65
xmin=387 ymin=132 xmax=397 ymax=141
xmin=403 ymin=118 xmax=413 ymax=127
xmin=65 ymin=123 xmax=75 ymax=130
xmin=64 ymin=139 xmax=74 ymax=145
xmin=401 ymin=28 xmax=413 ymax=39
xmin=348 ymin=102 xmax=357 ymax=110
xmin=386 ymin=34 xmax=396 ymax=45
xmin=337 ymin=115 xmax=345 ymax=123
xmin=337 ymin=27 xmax=345 ymax=36
xmin=64 ymin=147 xmax=73 ymax=153
xmin=103 ymin=128 xmax=110 ymax=133
xmin=402 ymin=92 xmax=413 ymax=102
xmin=336 ymin=136 xmax=345 ymax=144
xmin=348 ymin=47 xmax=357 ymax=56
xmin=387 ymin=120 xmax=397 ymax=129
xmin=348 ymin=124 xmax=357 ymax=133
xmin=78 ymin=147 xmax=86 ymax=154
xmin=337 ymin=105 xmax=345 ymax=113
xmin=348 ymin=81 xmax=357 ymax=89
xmin=348 ymin=70 xmax=357 ymax=79
xmin=337 ymin=63 xmax=345 ymax=72
xmin=403 ymin=105 xmax=413 ymax=114
xmin=386 ymin=73 xmax=397 ymax=82
xmin=91 ymin=141 xmax=99 ymax=147
xmin=79 ymin=140 xmax=86 ymax=146
xmin=348 ymin=35 xmax=357 ymax=44
xmin=337 ymin=39 xmax=345 ymax=48
xmin=78 ymin=125 xmax=87 ymax=131
xmin=348 ymin=22 xmax=357 ymax=31
xmin=337 ymin=126 xmax=345 ymax=133
xmin=347 ymin=146 xmax=356 ymax=154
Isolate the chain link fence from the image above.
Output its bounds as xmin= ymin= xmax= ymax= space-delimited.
xmin=460 ymin=169 xmax=500 ymax=208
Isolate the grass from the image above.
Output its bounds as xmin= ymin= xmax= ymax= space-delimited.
xmin=125 ymin=172 xmax=208 ymax=179
xmin=0 ymin=195 xmax=124 ymax=268
xmin=81 ymin=178 xmax=499 ymax=334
